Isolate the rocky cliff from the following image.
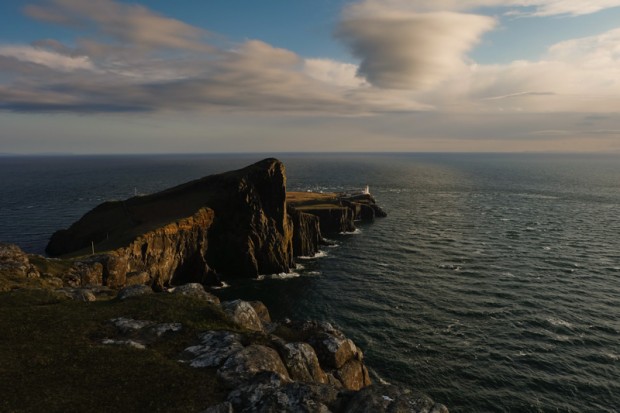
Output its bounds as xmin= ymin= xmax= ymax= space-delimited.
xmin=46 ymin=159 xmax=295 ymax=288
xmin=44 ymin=158 xmax=385 ymax=289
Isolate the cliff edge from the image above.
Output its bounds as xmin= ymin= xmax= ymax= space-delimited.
xmin=45 ymin=158 xmax=385 ymax=290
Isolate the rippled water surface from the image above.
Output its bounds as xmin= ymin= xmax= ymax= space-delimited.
xmin=1 ymin=153 xmax=619 ymax=412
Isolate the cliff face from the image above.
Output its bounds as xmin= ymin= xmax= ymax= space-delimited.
xmin=205 ymin=159 xmax=294 ymax=278
xmin=46 ymin=159 xmax=294 ymax=287
xmin=288 ymin=207 xmax=322 ymax=257
xmin=44 ymin=159 xmax=386 ymax=289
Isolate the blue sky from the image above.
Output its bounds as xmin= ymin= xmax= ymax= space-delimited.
xmin=2 ymin=0 xmax=620 ymax=153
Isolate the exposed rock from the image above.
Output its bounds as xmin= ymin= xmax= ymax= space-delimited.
xmin=221 ymin=300 xmax=264 ymax=332
xmin=110 ymin=317 xmax=154 ymax=333
xmin=342 ymin=385 xmax=448 ymax=413
xmin=46 ymin=159 xmax=299 ymax=286
xmin=227 ymin=372 xmax=343 ymax=413
xmin=0 ymin=243 xmax=40 ymax=279
xmin=310 ymin=335 xmax=361 ymax=370
xmin=101 ymin=339 xmax=146 ymax=350
xmin=116 ymin=284 xmax=153 ymax=300
xmin=288 ymin=207 xmax=322 ymax=258
xmin=182 ymin=330 xmax=244 ymax=368
xmin=277 ymin=342 xmax=328 ymax=384
xmin=335 ymin=359 xmax=371 ymax=391
xmin=125 ymin=271 xmax=150 ymax=286
xmin=146 ymin=322 xmax=183 ymax=337
xmin=249 ymin=300 xmax=271 ymax=323
xmin=71 ymin=288 xmax=97 ymax=302
xmin=70 ymin=260 xmax=103 ymax=286
xmin=217 ymin=345 xmax=290 ymax=389
xmin=171 ymin=283 xmax=220 ymax=304
xmin=298 ymin=207 xmax=356 ymax=234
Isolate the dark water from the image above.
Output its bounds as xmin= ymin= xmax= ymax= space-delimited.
xmin=1 ymin=153 xmax=619 ymax=412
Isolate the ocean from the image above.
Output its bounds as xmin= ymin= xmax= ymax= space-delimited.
xmin=1 ymin=153 xmax=619 ymax=412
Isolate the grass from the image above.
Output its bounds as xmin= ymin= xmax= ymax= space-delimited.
xmin=286 ymin=192 xmax=340 ymax=209
xmin=0 ymin=289 xmax=237 ymax=413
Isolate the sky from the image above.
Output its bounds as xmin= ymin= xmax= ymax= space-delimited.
xmin=1 ymin=0 xmax=620 ymax=154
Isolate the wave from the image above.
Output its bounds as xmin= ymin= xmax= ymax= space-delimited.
xmin=340 ymin=228 xmax=362 ymax=235
xmin=256 ymin=271 xmax=301 ymax=281
xmin=298 ymin=250 xmax=328 ymax=259
xmin=210 ymin=281 xmax=230 ymax=290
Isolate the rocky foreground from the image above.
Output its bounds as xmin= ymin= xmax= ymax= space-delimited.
xmin=0 ymin=159 xmax=448 ymax=412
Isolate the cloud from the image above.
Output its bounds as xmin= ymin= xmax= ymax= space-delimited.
xmin=24 ymin=0 xmax=210 ymax=52
xmin=349 ymin=0 xmax=620 ymax=16
xmin=337 ymin=10 xmax=496 ymax=89
xmin=0 ymin=45 xmax=95 ymax=72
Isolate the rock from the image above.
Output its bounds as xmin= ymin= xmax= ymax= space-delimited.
xmin=288 ymin=207 xmax=322 ymax=258
xmin=221 ymin=300 xmax=264 ymax=332
xmin=72 ymin=288 xmax=97 ymax=302
xmin=298 ymin=207 xmax=356 ymax=234
xmin=183 ymin=330 xmax=243 ymax=368
xmin=70 ymin=260 xmax=103 ymax=286
xmin=110 ymin=317 xmax=154 ymax=333
xmin=46 ymin=159 xmax=295 ymax=285
xmin=125 ymin=271 xmax=150 ymax=286
xmin=335 ymin=359 xmax=371 ymax=391
xmin=116 ymin=284 xmax=153 ymax=300
xmin=0 ymin=243 xmax=40 ymax=279
xmin=146 ymin=323 xmax=183 ymax=337
xmin=201 ymin=402 xmax=234 ymax=413
xmin=310 ymin=335 xmax=360 ymax=370
xmin=342 ymin=385 xmax=448 ymax=413
xmin=249 ymin=300 xmax=271 ymax=323
xmin=172 ymin=283 xmax=220 ymax=305
xmin=217 ymin=345 xmax=290 ymax=388
xmin=277 ymin=342 xmax=328 ymax=384
xmin=101 ymin=339 xmax=146 ymax=350
xmin=227 ymin=372 xmax=343 ymax=413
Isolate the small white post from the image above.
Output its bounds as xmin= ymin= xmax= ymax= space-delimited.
xmin=91 ymin=241 xmax=95 ymax=255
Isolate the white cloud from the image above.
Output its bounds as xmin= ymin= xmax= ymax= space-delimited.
xmin=348 ymin=0 xmax=620 ymax=16
xmin=0 ymin=45 xmax=95 ymax=72
xmin=303 ymin=58 xmax=366 ymax=88
xmin=24 ymin=0 xmax=210 ymax=52
xmin=337 ymin=10 xmax=495 ymax=90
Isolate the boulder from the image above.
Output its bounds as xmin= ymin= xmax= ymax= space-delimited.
xmin=342 ymin=385 xmax=449 ymax=413
xmin=217 ymin=345 xmax=290 ymax=388
xmin=183 ymin=330 xmax=244 ymax=368
xmin=116 ymin=284 xmax=153 ymax=300
xmin=335 ymin=359 xmax=371 ymax=391
xmin=125 ymin=271 xmax=150 ymax=286
xmin=70 ymin=260 xmax=103 ymax=286
xmin=172 ymin=283 xmax=220 ymax=305
xmin=221 ymin=300 xmax=264 ymax=332
xmin=227 ymin=372 xmax=343 ymax=413
xmin=275 ymin=341 xmax=328 ymax=384
xmin=310 ymin=335 xmax=360 ymax=370
xmin=249 ymin=300 xmax=271 ymax=323
xmin=71 ymin=288 xmax=97 ymax=302
xmin=0 ymin=243 xmax=39 ymax=279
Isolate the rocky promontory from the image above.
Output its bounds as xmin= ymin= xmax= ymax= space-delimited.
xmin=0 ymin=158 xmax=450 ymax=412
xmin=44 ymin=158 xmax=386 ymax=290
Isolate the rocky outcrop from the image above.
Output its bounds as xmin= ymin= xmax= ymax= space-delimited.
xmin=298 ymin=207 xmax=356 ymax=234
xmin=40 ymin=159 xmax=386 ymax=289
xmin=0 ymin=243 xmax=40 ymax=279
xmin=45 ymin=159 xmax=296 ymax=287
xmin=288 ymin=207 xmax=322 ymax=257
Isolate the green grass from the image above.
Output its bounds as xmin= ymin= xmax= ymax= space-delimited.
xmin=0 ymin=290 xmax=237 ymax=413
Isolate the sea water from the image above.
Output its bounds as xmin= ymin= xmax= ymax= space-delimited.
xmin=1 ymin=153 xmax=619 ymax=412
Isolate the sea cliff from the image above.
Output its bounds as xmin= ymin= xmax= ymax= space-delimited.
xmin=0 ymin=159 xmax=449 ymax=412
xmin=45 ymin=158 xmax=385 ymax=290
